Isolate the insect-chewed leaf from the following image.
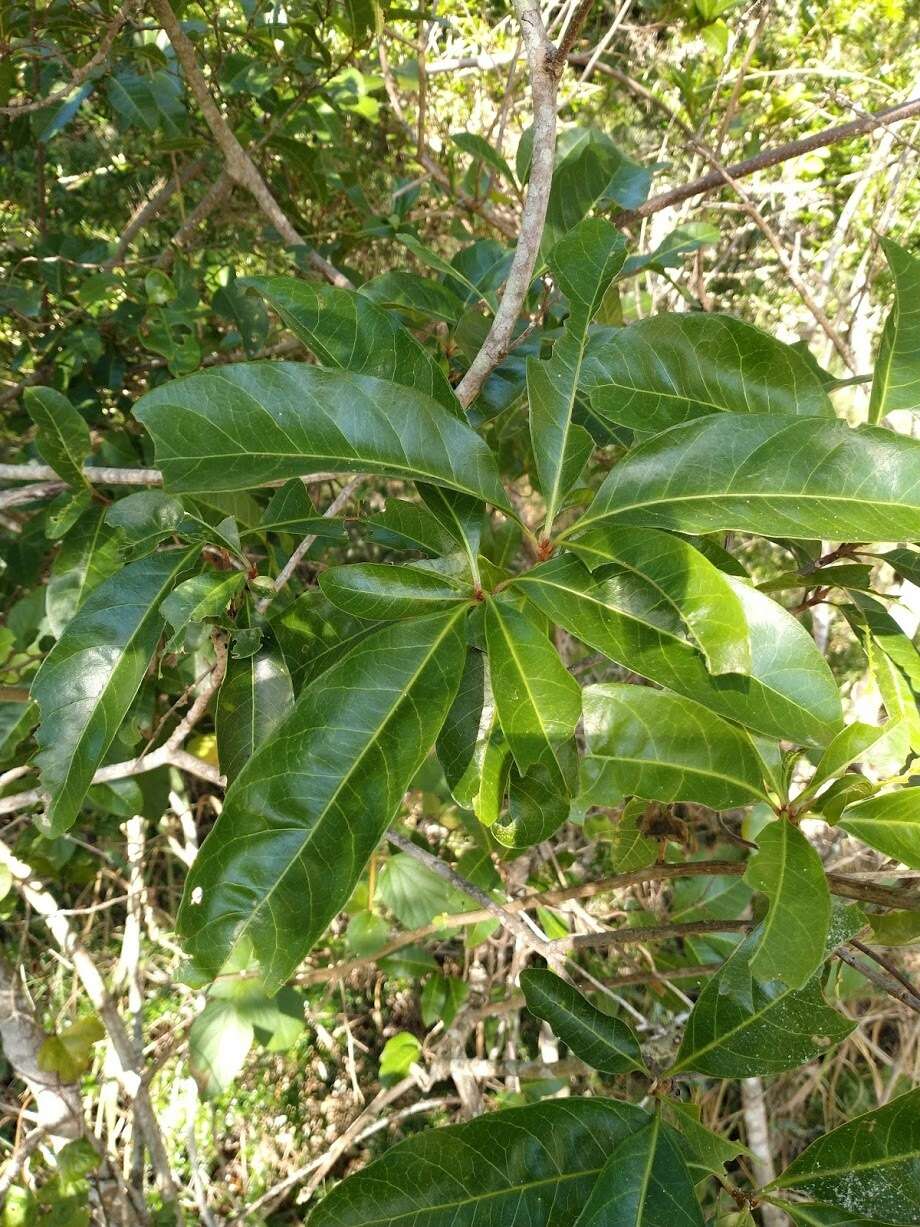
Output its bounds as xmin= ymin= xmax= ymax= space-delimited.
xmin=568 ymin=414 xmax=920 ymax=542
xmin=567 ymin=525 xmax=752 ymax=675
xmin=743 ymin=820 xmax=831 ymax=988
xmin=515 ymin=555 xmax=842 ymax=746
xmin=520 ymin=968 xmax=647 ymax=1074
xmin=837 ymin=788 xmax=920 ymax=868
xmin=669 ymin=926 xmax=854 ymax=1078
xmin=582 ymin=684 xmax=769 ymax=809
xmin=768 ymin=1088 xmax=920 ymax=1224
xmin=319 ymin=562 xmax=473 ymax=620
xmin=573 ymin=1115 xmax=704 ymax=1227
xmin=582 ymin=312 xmax=834 ymax=434
xmin=306 ymin=1097 xmax=649 ymax=1227
xmin=23 ymin=385 xmax=92 ymax=488
xmin=869 ymin=239 xmax=920 ymax=422
xmin=134 ymin=362 xmax=511 ymax=511
xmin=31 ymin=550 xmax=196 ymax=835
xmin=177 ymin=608 xmax=468 ymax=991
xmin=242 ymin=276 xmax=459 ymax=414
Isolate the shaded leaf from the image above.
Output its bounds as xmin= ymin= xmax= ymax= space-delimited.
xmin=23 ymin=386 xmax=92 ymax=488
xmin=216 ymin=632 xmax=294 ymax=785
xmin=46 ymin=508 xmax=122 ymax=638
xmin=520 ymin=968 xmax=646 ymax=1074
xmin=869 ymin=238 xmax=920 ymax=422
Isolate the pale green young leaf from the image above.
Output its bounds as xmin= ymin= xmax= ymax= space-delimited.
xmin=177 ymin=608 xmax=468 ymax=991
xmin=23 ymin=386 xmax=92 ymax=488
xmin=582 ymin=683 xmax=769 ymax=809
xmin=582 ymin=313 xmax=833 ymax=434
xmin=743 ymin=819 xmax=831 ymax=988
xmin=869 ymin=238 xmax=920 ymax=422
xmin=134 ymin=363 xmax=511 ymax=512
xmin=567 ymin=525 xmax=752 ymax=675
xmin=520 ymin=968 xmax=647 ymax=1074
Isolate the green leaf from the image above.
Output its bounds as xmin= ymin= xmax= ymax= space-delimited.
xmin=417 ymin=484 xmax=484 ymax=577
xmin=0 ymin=700 xmax=37 ymax=767
xmin=243 ymin=276 xmax=458 ymax=414
xmin=271 ymin=590 xmax=376 ymax=694
xmin=567 ymin=525 xmax=752 ymax=675
xmin=543 ymin=128 xmax=652 ymax=251
xmin=436 ymin=647 xmax=487 ymax=798
xmin=376 ymin=852 xmax=468 ymax=928
xmin=868 ymin=909 xmax=920 ymax=946
xmin=361 ymin=270 xmax=464 ymax=324
xmin=251 ymin=479 xmax=345 ymax=541
xmin=379 ymin=1031 xmax=422 ymax=1082
xmin=514 ymin=556 xmax=841 ymax=746
xmin=609 ymin=798 xmax=659 ymax=871
xmin=31 ymin=550 xmax=195 ymax=835
xmin=189 ymin=998 xmax=255 ymax=1098
xmin=769 ymin=1088 xmax=920 ymax=1224
xmin=881 ymin=547 xmax=920 ymax=587
xmin=306 ymin=1097 xmax=649 ymax=1227
xmin=160 ymin=570 xmax=246 ymax=650
xmin=582 ymin=684 xmax=769 ymax=809
xmin=420 ymin=974 xmax=469 ymax=1028
xmin=664 ymin=1099 xmax=750 ymax=1177
xmin=484 ymin=597 xmax=581 ymax=789
xmin=216 ymin=632 xmax=294 ymax=785
xmin=134 ymin=362 xmax=511 ymax=513
xmin=529 ymin=219 xmax=628 ymax=528
xmin=492 ymin=763 xmax=570 ymax=848
xmin=837 ymin=789 xmax=920 ymax=868
xmin=568 ymin=415 xmax=920 ymax=542
xmin=46 ymin=508 xmax=123 ymax=638
xmin=23 ymin=386 xmax=92 ymax=488
xmin=106 ymin=491 xmax=185 ymax=559
xmin=573 ymin=1114 xmax=704 ymax=1227
xmin=778 ymin=1203 xmax=899 ymax=1227
xmin=669 ymin=926 xmax=854 ymax=1077
xmin=520 ymin=968 xmax=646 ymax=1074
xmin=743 ymin=819 xmax=831 ymax=988
xmin=451 ymin=131 xmax=516 ymax=183
xmin=346 ymin=910 xmax=391 ymax=955
xmin=177 ymin=608 xmax=467 ymax=990
xmin=869 ymin=239 xmax=920 ymax=422
xmin=320 ymin=562 xmax=472 ymax=620
xmin=582 ymin=314 xmax=833 ymax=434
xmin=805 ymin=720 xmax=900 ymax=800
xmin=364 ymin=498 xmax=459 ymax=555
xmin=37 ymin=1016 xmax=105 ymax=1081
xmin=213 ymin=271 xmax=269 ymax=358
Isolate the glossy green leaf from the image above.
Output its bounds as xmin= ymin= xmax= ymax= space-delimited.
xmin=420 ymin=974 xmax=469 ymax=1028
xmin=514 ymin=556 xmax=841 ymax=746
xmin=568 ymin=415 xmax=920 ymax=542
xmin=364 ymin=498 xmax=459 ymax=555
xmin=177 ymin=608 xmax=467 ymax=990
xmin=134 ymin=362 xmax=511 ymax=512
xmin=529 ymin=219 xmax=628 ymax=527
xmin=436 ymin=647 xmax=487 ymax=798
xmin=582 ymin=313 xmax=833 ymax=434
xmin=243 ymin=276 xmax=458 ymax=413
xmin=0 ymin=700 xmax=38 ymax=766
xmin=160 ymin=570 xmax=246 ymax=649
xmin=31 ymin=550 xmax=194 ymax=835
xmin=23 ymin=386 xmax=92 ymax=488
xmin=881 ymin=547 xmax=920 ymax=587
xmin=567 ymin=525 xmax=752 ymax=675
xmin=492 ymin=763 xmax=570 ymax=848
xmin=451 ymin=131 xmax=516 ymax=183
xmin=743 ymin=819 xmax=831 ymax=988
xmin=769 ymin=1088 xmax=920 ymax=1224
xmin=306 ymin=1097 xmax=648 ymax=1227
xmin=543 ymin=128 xmax=652 ymax=251
xmin=361 ymin=270 xmax=464 ymax=324
xmin=46 ymin=508 xmax=123 ymax=638
xmin=417 ymin=483 xmax=484 ymax=574
xmin=837 ymin=789 xmax=920 ymax=868
xmin=869 ymin=239 xmax=920 ymax=422
xmin=319 ymin=562 xmax=473 ymax=620
xmin=270 ymin=590 xmax=376 ymax=693
xmin=806 ymin=720 xmax=900 ymax=798
xmin=105 ymin=491 xmax=185 ymax=559
xmin=484 ymin=597 xmax=581 ymax=789
xmin=582 ymin=684 xmax=769 ymax=809
xmin=573 ymin=1114 xmax=704 ymax=1227
xmin=379 ymin=1031 xmax=422 ymax=1082
xmin=664 ymin=1099 xmax=750 ymax=1177
xmin=778 ymin=1203 xmax=899 ymax=1227
xmin=520 ymin=968 xmax=646 ymax=1074
xmin=669 ymin=926 xmax=854 ymax=1077
xmin=251 ymin=479 xmax=346 ymax=540
xmin=216 ymin=632 xmax=294 ymax=785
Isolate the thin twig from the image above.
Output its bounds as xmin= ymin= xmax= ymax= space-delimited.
xmin=835 ymin=946 xmax=920 ymax=1016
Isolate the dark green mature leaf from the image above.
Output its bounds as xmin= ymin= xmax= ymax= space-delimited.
xmin=0 ymin=700 xmax=38 ymax=766
xmin=46 ymin=508 xmax=122 ymax=638
xmin=582 ymin=684 xmax=769 ymax=809
xmin=869 ymin=239 xmax=920 ymax=422
xmin=837 ymin=789 xmax=920 ymax=868
xmin=779 ymin=1203 xmax=900 ymax=1227
xmin=106 ymin=491 xmax=185 ymax=559
xmin=216 ymin=633 xmax=294 ymax=785
xmin=769 ymin=1088 xmax=920 ymax=1224
xmin=493 ymin=763 xmax=570 ymax=847
xmin=520 ymin=968 xmax=646 ymax=1074
xmin=567 ymin=525 xmax=751 ymax=675
xmin=23 ymin=386 xmax=92 ymax=487
xmin=484 ymin=597 xmax=581 ymax=788
xmin=582 ymin=313 xmax=833 ymax=434
xmin=319 ymin=563 xmax=473 ymax=620
xmin=451 ymin=131 xmax=516 ymax=183
xmin=669 ymin=926 xmax=854 ymax=1077
xmin=178 ymin=608 xmax=467 ymax=990
xmin=543 ymin=128 xmax=652 ymax=251
xmin=160 ymin=570 xmax=246 ymax=649
xmin=529 ymin=219 xmax=627 ymax=528
xmin=364 ymin=498 xmax=459 ymax=555
xmin=743 ymin=819 xmax=831 ymax=988
xmin=134 ymin=363 xmax=511 ymax=512
xmin=307 ymin=1097 xmax=649 ymax=1227
xmin=31 ymin=550 xmax=194 ymax=835
xmin=361 ymin=270 xmax=464 ymax=324
xmin=882 ymin=547 xmax=920 ymax=587
xmin=270 ymin=590 xmax=375 ymax=693
xmin=573 ymin=1114 xmax=704 ymax=1227
xmin=251 ymin=479 xmax=345 ymax=541
xmin=243 ymin=276 xmax=458 ymax=413
xmin=664 ymin=1099 xmax=750 ymax=1177
xmin=417 ymin=483 xmax=484 ymax=577
xmin=567 ymin=415 xmax=920 ymax=542
xmin=436 ymin=647 xmax=486 ymax=795
xmin=515 ymin=556 xmax=841 ymax=746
